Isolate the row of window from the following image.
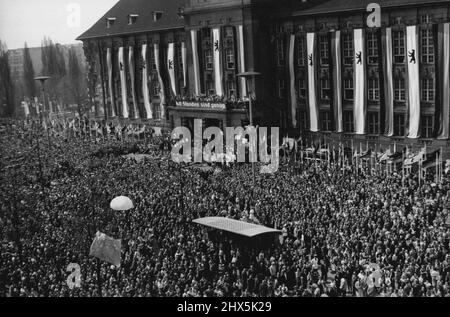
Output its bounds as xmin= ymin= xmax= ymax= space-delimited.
xmin=204 ymin=81 xmax=237 ymax=98
xmin=277 ymin=28 xmax=435 ymax=67
xmin=204 ymin=49 xmax=235 ymax=70
xmin=278 ymin=77 xmax=435 ymax=102
xmin=201 ymin=26 xmax=237 ymax=97
xmin=310 ymin=111 xmax=434 ymax=138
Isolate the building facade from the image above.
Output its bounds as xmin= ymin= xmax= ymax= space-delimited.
xmin=78 ymin=0 xmax=450 ymax=152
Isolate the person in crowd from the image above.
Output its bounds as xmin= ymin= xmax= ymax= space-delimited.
xmin=0 ymin=118 xmax=449 ymax=297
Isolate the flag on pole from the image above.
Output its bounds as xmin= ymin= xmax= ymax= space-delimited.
xmin=421 ymin=149 xmax=440 ymax=169
xmin=404 ymin=147 xmax=426 ymax=166
xmin=379 ymin=149 xmax=391 ymax=162
xmin=89 ymin=232 xmax=121 ymax=267
xmin=388 ymin=151 xmax=403 ymax=164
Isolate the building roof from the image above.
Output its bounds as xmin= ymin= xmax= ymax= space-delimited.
xmin=291 ymin=0 xmax=450 ymax=16
xmin=192 ymin=217 xmax=282 ymax=238
xmin=77 ymin=0 xmax=188 ymax=41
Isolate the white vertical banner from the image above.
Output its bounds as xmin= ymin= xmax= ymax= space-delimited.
xmin=438 ymin=23 xmax=450 ymax=139
xmin=167 ymin=42 xmax=177 ymax=95
xmin=406 ymin=25 xmax=420 ymax=138
xmin=191 ymin=30 xmax=201 ymax=95
xmin=382 ymin=28 xmax=394 ymax=137
xmin=237 ymin=25 xmax=247 ymax=98
xmin=154 ymin=43 xmax=166 ymax=119
xmin=307 ymin=32 xmax=319 ymax=132
xmin=353 ymin=29 xmax=366 ymax=135
xmin=181 ymin=42 xmax=187 ymax=88
xmin=212 ymin=27 xmax=224 ymax=97
xmin=106 ymin=47 xmax=116 ymax=117
xmin=332 ymin=31 xmax=343 ymax=133
xmin=23 ymin=101 xmax=30 ymax=117
xmin=35 ymin=97 xmax=40 ymax=115
xmin=141 ymin=44 xmax=153 ymax=119
xmin=118 ymin=47 xmax=129 ymax=118
xmin=288 ymin=34 xmax=297 ymax=127
xmin=128 ymin=46 xmax=139 ymax=119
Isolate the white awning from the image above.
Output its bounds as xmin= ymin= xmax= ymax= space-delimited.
xmin=193 ymin=217 xmax=281 ymax=238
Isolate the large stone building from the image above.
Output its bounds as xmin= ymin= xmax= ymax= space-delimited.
xmin=78 ymin=0 xmax=450 ymax=152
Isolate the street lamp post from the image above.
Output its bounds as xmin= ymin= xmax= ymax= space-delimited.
xmin=237 ymin=71 xmax=261 ymax=185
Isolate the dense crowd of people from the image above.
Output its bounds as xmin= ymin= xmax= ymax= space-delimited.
xmin=1 ymin=118 xmax=449 ymax=297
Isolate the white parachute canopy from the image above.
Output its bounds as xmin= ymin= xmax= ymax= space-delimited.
xmin=110 ymin=196 xmax=134 ymax=211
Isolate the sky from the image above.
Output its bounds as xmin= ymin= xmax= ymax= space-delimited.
xmin=0 ymin=0 xmax=119 ymax=50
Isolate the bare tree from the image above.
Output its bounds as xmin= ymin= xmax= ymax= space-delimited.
xmin=0 ymin=39 xmax=15 ymax=117
xmin=23 ymin=42 xmax=36 ymax=99
xmin=67 ymin=46 xmax=87 ymax=117
xmin=41 ymin=37 xmax=67 ymax=111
